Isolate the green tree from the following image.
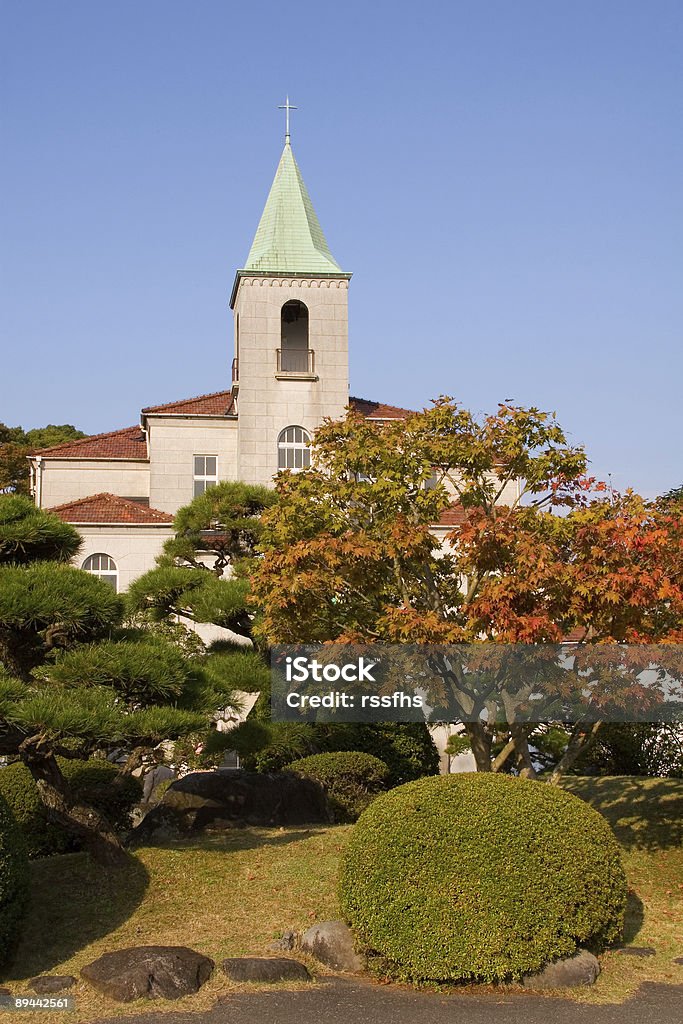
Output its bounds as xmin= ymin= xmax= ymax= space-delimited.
xmin=0 ymin=496 xmax=239 ymax=866
xmin=573 ymin=723 xmax=683 ymax=778
xmin=0 ymin=494 xmax=82 ymax=565
xmin=660 ymin=484 xmax=683 ymax=507
xmin=128 ymin=481 xmax=276 ymax=639
xmin=0 ymin=423 xmax=85 ymax=494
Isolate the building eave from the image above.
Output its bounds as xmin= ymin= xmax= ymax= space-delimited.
xmin=65 ymin=520 xmax=174 ymax=528
xmin=230 ymin=268 xmax=352 ymax=309
xmin=28 ymin=455 xmax=149 ymax=464
xmin=143 ymin=413 xmax=238 ymax=420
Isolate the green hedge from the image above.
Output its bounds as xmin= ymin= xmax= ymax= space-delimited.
xmin=0 ymin=758 xmax=142 ymax=859
xmin=339 ymin=773 xmax=627 ymax=984
xmin=316 ymin=723 xmax=440 ymax=786
xmin=0 ymin=792 xmax=28 ymax=969
xmin=285 ymin=751 xmax=389 ymax=822
xmin=226 ymin=720 xmax=439 ymax=783
xmin=224 ymin=720 xmax=319 ymax=772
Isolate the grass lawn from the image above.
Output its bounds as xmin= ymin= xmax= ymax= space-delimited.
xmin=562 ymin=776 xmax=683 ymax=1004
xmin=3 ymin=776 xmax=682 ymax=1021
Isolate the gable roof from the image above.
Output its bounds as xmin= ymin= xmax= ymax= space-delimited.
xmin=34 ymin=425 xmax=148 ymax=460
xmin=349 ymin=397 xmax=417 ymax=420
xmin=243 ymin=141 xmax=345 ymax=275
xmin=32 ymin=393 xmax=413 ymax=464
xmin=49 ymin=493 xmax=174 ymax=525
xmin=142 ymin=390 xmax=236 ymax=416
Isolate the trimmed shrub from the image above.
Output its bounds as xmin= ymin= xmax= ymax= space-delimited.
xmin=225 ymin=720 xmax=319 ymax=772
xmin=0 ymin=759 xmax=142 ymax=859
xmin=0 ymin=791 xmax=28 ymax=969
xmin=285 ymin=751 xmax=390 ymax=822
xmin=339 ymin=773 xmax=627 ymax=984
xmin=316 ymin=723 xmax=440 ymax=786
xmin=227 ymin=719 xmax=439 ymax=784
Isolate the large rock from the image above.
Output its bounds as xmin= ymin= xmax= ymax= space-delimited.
xmin=29 ymin=975 xmax=77 ymax=994
xmin=142 ymin=764 xmax=177 ymax=803
xmin=221 ymin=957 xmax=311 ymax=983
xmin=80 ymin=946 xmax=214 ymax=1002
xmin=132 ymin=770 xmax=331 ymax=840
xmin=521 ymin=949 xmax=600 ymax=989
xmin=299 ymin=921 xmax=365 ymax=973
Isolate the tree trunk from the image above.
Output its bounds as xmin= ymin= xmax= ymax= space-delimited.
xmin=512 ymin=724 xmax=538 ymax=779
xmin=491 ymin=734 xmax=517 ymax=773
xmin=19 ymin=734 xmax=129 ymax=869
xmin=0 ymin=634 xmax=38 ymax=682
xmin=549 ymin=720 xmax=603 ymax=785
xmin=121 ymin=744 xmax=148 ymax=775
xmin=464 ymin=722 xmax=493 ymax=771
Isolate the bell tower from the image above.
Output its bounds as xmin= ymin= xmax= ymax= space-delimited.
xmin=229 ymin=109 xmax=351 ymax=486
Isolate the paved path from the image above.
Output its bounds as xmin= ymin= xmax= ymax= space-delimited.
xmin=95 ymin=977 xmax=683 ymax=1024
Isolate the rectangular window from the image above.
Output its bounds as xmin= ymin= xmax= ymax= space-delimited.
xmin=193 ymin=455 xmax=218 ymax=497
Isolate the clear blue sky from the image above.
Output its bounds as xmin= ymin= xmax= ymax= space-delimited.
xmin=2 ymin=0 xmax=681 ymax=497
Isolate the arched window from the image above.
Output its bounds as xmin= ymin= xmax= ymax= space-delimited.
xmin=82 ymin=553 xmax=118 ymax=591
xmin=277 ymin=425 xmax=311 ymax=471
xmin=279 ymin=300 xmax=311 ymax=373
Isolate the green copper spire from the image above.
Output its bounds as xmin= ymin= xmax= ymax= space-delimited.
xmin=243 ymin=140 xmax=344 ymax=275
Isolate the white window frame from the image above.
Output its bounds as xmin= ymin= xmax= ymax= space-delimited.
xmin=82 ymin=553 xmax=118 ymax=592
xmin=277 ymin=425 xmax=311 ymax=471
xmin=193 ymin=455 xmax=218 ymax=497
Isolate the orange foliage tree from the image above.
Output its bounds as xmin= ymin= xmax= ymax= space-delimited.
xmin=252 ymin=400 xmax=683 ymax=777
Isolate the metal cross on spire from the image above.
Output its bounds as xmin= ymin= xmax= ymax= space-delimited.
xmin=278 ymin=95 xmax=298 ymax=142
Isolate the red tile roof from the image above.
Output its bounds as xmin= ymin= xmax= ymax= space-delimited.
xmin=562 ymin=627 xmax=593 ymax=642
xmin=142 ymin=390 xmax=236 ymax=416
xmin=35 ymin=426 xmax=148 ymax=460
xmin=436 ymin=504 xmax=468 ymax=527
xmin=350 ymin=397 xmax=417 ymax=420
xmin=33 ymin=393 xmax=410 ymax=462
xmin=49 ymin=493 xmax=174 ymax=525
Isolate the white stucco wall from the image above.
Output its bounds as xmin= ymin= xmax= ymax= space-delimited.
xmin=429 ymin=723 xmax=477 ymax=774
xmin=74 ymin=524 xmax=174 ymax=592
xmin=147 ymin=417 xmax=239 ymax=514
xmin=39 ymin=461 xmax=150 ymax=509
xmin=441 ymin=471 xmax=520 ymax=507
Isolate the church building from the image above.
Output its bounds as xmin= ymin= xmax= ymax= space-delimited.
xmin=29 ymin=127 xmax=425 ymax=592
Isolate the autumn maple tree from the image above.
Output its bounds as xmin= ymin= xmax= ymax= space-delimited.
xmin=252 ymin=399 xmax=683 ymax=778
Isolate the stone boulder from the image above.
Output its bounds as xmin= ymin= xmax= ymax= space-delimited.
xmin=269 ymin=929 xmax=298 ymax=952
xmin=299 ymin=921 xmax=365 ymax=973
xmin=521 ymin=949 xmax=600 ymax=989
xmin=221 ymin=957 xmax=311 ymax=983
xmin=29 ymin=975 xmax=77 ymax=994
xmin=142 ymin=764 xmax=177 ymax=804
xmin=131 ymin=770 xmax=331 ymax=840
xmin=80 ymin=946 xmax=214 ymax=1002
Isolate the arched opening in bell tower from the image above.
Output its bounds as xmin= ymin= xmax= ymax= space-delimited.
xmin=279 ymin=300 xmax=311 ymax=373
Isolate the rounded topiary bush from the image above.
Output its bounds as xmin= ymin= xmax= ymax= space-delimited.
xmin=339 ymin=773 xmax=627 ymax=983
xmin=285 ymin=751 xmax=390 ymax=822
xmin=317 ymin=723 xmax=440 ymax=786
xmin=0 ymin=759 xmax=142 ymax=858
xmin=0 ymin=792 xmax=29 ymax=969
